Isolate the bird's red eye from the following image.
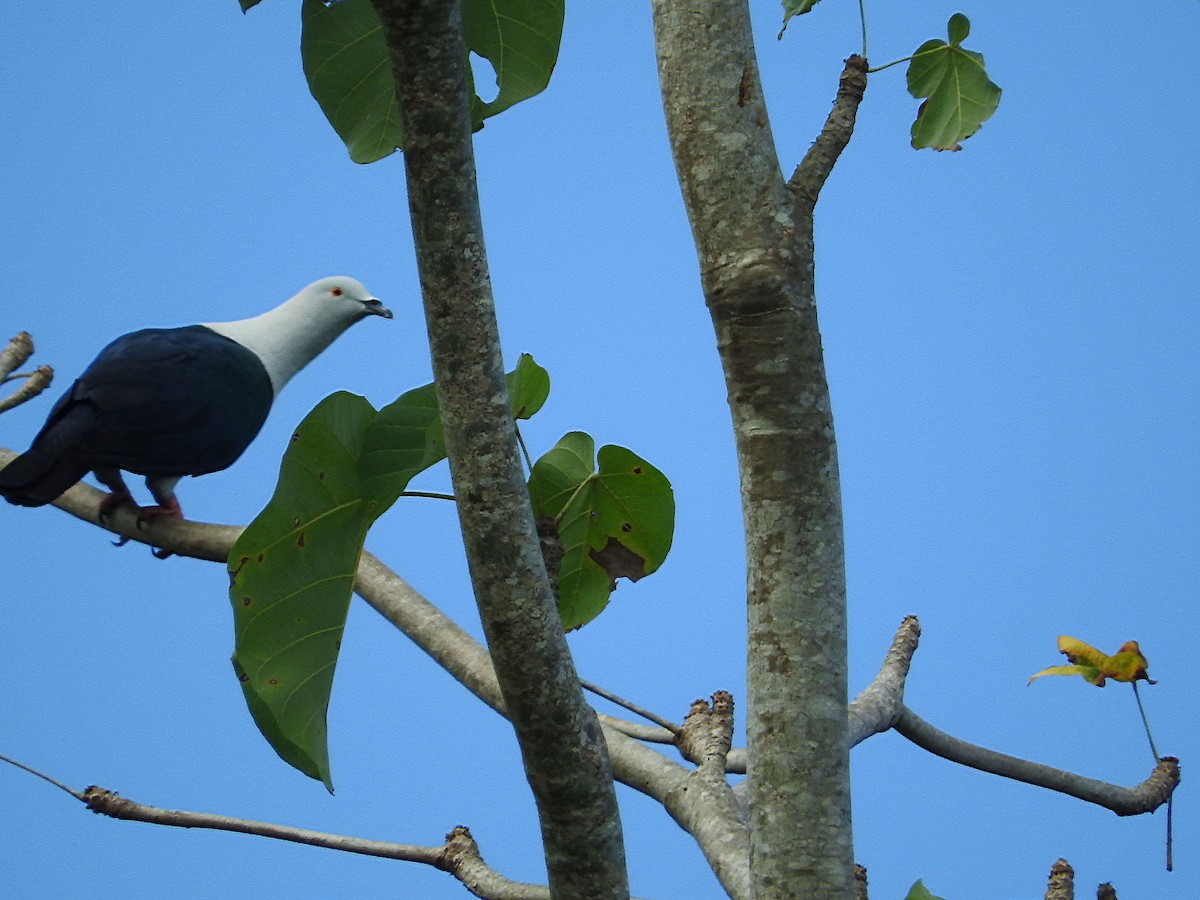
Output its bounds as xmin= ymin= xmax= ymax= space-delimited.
xmin=331 ymin=286 xmax=344 ymax=297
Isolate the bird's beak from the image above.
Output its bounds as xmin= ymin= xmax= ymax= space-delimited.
xmin=362 ymin=298 xmax=393 ymax=319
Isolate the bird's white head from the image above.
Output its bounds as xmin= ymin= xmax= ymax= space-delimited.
xmin=203 ymin=275 xmax=392 ymax=395
xmin=293 ymin=276 xmax=393 ymax=324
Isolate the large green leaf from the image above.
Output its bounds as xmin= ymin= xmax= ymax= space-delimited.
xmin=907 ymin=14 xmax=1002 ymax=151
xmin=529 ymin=433 xmax=674 ymax=630
xmin=298 ymin=0 xmax=564 ymax=164
xmin=300 ymin=0 xmax=399 ymax=165
xmin=229 ymin=355 xmax=548 ymax=788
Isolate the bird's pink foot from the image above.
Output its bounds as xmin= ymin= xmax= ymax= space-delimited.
xmin=98 ymin=488 xmax=135 ymax=523
xmin=135 ymin=496 xmax=184 ymax=526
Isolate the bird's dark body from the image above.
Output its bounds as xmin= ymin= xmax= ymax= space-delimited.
xmin=0 ymin=325 xmax=274 ymax=507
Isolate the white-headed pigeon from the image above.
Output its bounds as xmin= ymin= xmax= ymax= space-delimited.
xmin=0 ymin=276 xmax=390 ymax=520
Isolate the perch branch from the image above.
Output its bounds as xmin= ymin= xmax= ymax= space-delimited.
xmin=895 ymin=707 xmax=1179 ymax=815
xmin=2 ymin=451 xmax=753 ymax=896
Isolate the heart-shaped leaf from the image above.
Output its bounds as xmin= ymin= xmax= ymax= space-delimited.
xmin=529 ymin=433 xmax=674 ymax=629
xmin=299 ymin=0 xmax=564 ymax=164
xmin=907 ymin=14 xmax=1002 ymax=151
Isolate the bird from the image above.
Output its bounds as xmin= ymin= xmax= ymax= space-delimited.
xmin=0 ymin=276 xmax=391 ymax=521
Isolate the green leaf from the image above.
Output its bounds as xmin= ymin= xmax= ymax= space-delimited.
xmin=301 ymin=0 xmax=399 ymax=165
xmin=299 ymin=0 xmax=564 ymax=164
xmin=947 ymin=12 xmax=971 ymax=46
xmin=778 ymin=1 xmax=824 ymax=39
xmin=904 ymin=880 xmax=947 ymax=900
xmin=906 ymin=15 xmax=1002 ymax=151
xmin=508 ymin=352 xmax=550 ymax=420
xmin=529 ymin=433 xmax=675 ymax=629
xmin=461 ymin=0 xmax=565 ymax=121
xmin=228 ymin=390 xmax=443 ymax=789
xmin=229 ymin=356 xmax=548 ymax=788
xmin=239 ymin=0 xmax=262 ymax=12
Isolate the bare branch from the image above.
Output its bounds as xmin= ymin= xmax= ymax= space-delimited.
xmin=895 ymin=707 xmax=1180 ymax=815
xmin=5 ymin=448 xmax=756 ymax=895
xmin=0 ymin=332 xmax=34 ymax=380
xmin=848 ymin=616 xmax=921 ymax=747
xmin=676 ymin=692 xmax=735 ymax=776
xmin=854 ymin=864 xmax=868 ymax=900
xmin=582 ymin=679 xmax=681 ymax=734
xmin=0 ymin=753 xmax=85 ymax=800
xmin=1045 ymin=858 xmax=1074 ymax=900
xmin=789 ymin=56 xmax=869 ymax=208
xmin=1 ymin=364 xmax=53 ymax=414
xmin=82 ymin=786 xmax=547 ymax=899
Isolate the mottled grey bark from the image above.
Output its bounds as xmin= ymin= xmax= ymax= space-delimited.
xmin=368 ymin=1 xmax=628 ymax=896
xmin=651 ymin=1 xmax=866 ymax=895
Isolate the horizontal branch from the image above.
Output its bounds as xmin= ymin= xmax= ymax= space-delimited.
xmin=895 ymin=707 xmax=1180 ymax=815
xmin=3 ymin=451 xmax=753 ymax=894
xmin=88 ymin=786 xmax=547 ymax=898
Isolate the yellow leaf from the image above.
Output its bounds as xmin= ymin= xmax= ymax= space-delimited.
xmin=1031 ymin=636 xmax=1155 ymax=688
xmin=1056 ymin=635 xmax=1108 ymax=669
xmin=1028 ymin=664 xmax=1101 ymax=685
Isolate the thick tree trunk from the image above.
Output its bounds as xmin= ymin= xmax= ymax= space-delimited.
xmin=370 ymin=1 xmax=628 ymax=896
xmin=651 ymin=1 xmax=860 ymax=894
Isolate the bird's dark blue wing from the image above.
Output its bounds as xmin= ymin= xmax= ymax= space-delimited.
xmin=30 ymin=325 xmax=275 ymax=477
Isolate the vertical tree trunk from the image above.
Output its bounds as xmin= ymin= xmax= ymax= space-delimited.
xmin=371 ymin=1 xmax=629 ymax=895
xmin=651 ymin=1 xmax=856 ymax=894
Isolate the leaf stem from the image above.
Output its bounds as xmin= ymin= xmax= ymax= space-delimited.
xmin=515 ymin=423 xmax=535 ymax=473
xmin=865 ymin=45 xmax=941 ymax=75
xmin=1132 ymin=681 xmax=1160 ymax=761
xmin=858 ymin=0 xmax=868 ymax=59
xmin=399 ymin=490 xmax=456 ymax=502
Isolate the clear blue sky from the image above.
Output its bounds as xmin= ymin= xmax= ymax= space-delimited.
xmin=2 ymin=3 xmax=1196 ymax=898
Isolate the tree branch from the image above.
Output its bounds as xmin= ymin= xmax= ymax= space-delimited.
xmin=83 ymin=785 xmax=547 ymax=899
xmin=789 ymin=56 xmax=869 ymax=208
xmin=895 ymin=707 xmax=1180 ymax=815
xmin=0 ymin=332 xmax=53 ymax=414
xmin=0 ymin=457 xmax=760 ymax=895
xmin=847 ymin=616 xmax=921 ymax=747
xmin=0 ymin=332 xmax=34 ymax=380
xmin=367 ymin=1 xmax=627 ymax=895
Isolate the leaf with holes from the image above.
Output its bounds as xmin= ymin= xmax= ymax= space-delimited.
xmin=529 ymin=432 xmax=674 ymax=629
xmin=907 ymin=14 xmax=1001 ymax=151
xmin=297 ymin=0 xmax=564 ymax=164
xmin=229 ymin=357 xmax=549 ymax=788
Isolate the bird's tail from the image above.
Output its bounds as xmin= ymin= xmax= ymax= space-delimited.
xmin=0 ymin=450 xmax=88 ymax=507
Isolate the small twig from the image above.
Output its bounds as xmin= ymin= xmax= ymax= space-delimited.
xmin=1 ymin=749 xmax=551 ymax=899
xmin=581 ymin=679 xmax=681 ymax=734
xmin=0 ymin=364 xmax=54 ymax=413
xmin=0 ymin=753 xmax=84 ymax=800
